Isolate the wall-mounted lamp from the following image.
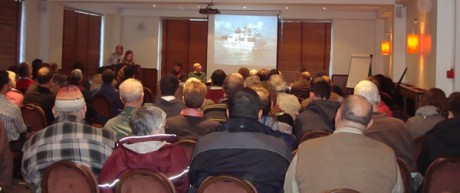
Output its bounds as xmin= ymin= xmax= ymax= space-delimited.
xmin=381 ymin=32 xmax=390 ymax=56
xmin=407 ymin=19 xmax=419 ymax=54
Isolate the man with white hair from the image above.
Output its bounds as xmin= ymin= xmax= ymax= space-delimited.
xmin=270 ymin=74 xmax=301 ymax=120
xmin=188 ymin=63 xmax=206 ymax=83
xmin=98 ymin=105 xmax=189 ymax=193
xmin=104 ymin=78 xmax=144 ymax=139
xmin=354 ymin=80 xmax=416 ymax=172
xmin=22 ymin=85 xmax=116 ymax=193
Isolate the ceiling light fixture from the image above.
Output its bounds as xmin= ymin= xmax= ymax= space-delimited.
xmin=285 ymin=7 xmax=289 ymax=10
xmin=243 ymin=6 xmax=247 ymax=9
xmin=152 ymin=4 xmax=156 ymax=7
xmin=322 ymin=6 xmax=327 ymax=10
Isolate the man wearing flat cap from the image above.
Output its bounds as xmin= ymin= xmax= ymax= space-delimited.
xmin=22 ymin=85 xmax=116 ymax=193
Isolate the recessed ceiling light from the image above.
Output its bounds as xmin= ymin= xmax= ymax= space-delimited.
xmin=243 ymin=6 xmax=247 ymax=9
xmin=285 ymin=7 xmax=289 ymax=10
xmin=197 ymin=5 xmax=201 ymax=8
xmin=322 ymin=6 xmax=326 ymax=10
xmin=152 ymin=4 xmax=156 ymax=7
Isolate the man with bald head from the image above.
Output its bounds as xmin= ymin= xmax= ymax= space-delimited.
xmin=291 ymin=71 xmax=311 ymax=101
xmin=284 ymin=95 xmax=403 ymax=193
xmin=354 ymin=80 xmax=416 ymax=172
xmin=24 ymin=66 xmax=57 ymax=125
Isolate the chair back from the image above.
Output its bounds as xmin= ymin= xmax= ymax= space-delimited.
xmin=198 ymin=175 xmax=257 ymax=193
xmin=203 ymin=104 xmax=228 ymax=123
xmin=300 ymin=130 xmax=332 ymax=144
xmin=143 ymin=87 xmax=154 ymax=104
xmin=422 ymin=157 xmax=460 ymax=193
xmin=174 ymin=139 xmax=197 ymax=161
xmin=91 ymin=94 xmax=113 ymax=124
xmin=0 ymin=121 xmax=13 ymax=186
xmin=21 ymin=104 xmax=47 ymax=132
xmin=115 ymin=169 xmax=175 ymax=193
xmin=396 ymin=157 xmax=412 ymax=193
xmin=41 ymin=160 xmax=99 ymax=193
xmin=325 ymin=188 xmax=360 ymax=193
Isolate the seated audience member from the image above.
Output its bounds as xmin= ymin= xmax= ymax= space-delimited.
xmin=104 ymin=78 xmax=144 ymax=139
xmin=166 ymin=78 xmax=220 ymax=139
xmin=16 ymin=62 xmax=34 ymax=93
xmin=257 ymin=68 xmax=271 ymax=82
xmin=154 ymin=74 xmax=185 ymax=118
xmin=0 ymin=71 xmax=27 ymax=151
xmin=188 ymin=63 xmax=206 ymax=83
xmin=90 ymin=66 xmax=111 ymax=92
xmin=270 ymin=74 xmax=301 ymax=120
xmin=172 ymin=62 xmax=187 ymax=82
xmin=24 ymin=66 xmax=57 ymax=125
xmin=406 ymin=88 xmax=446 ymax=139
xmin=252 ymin=86 xmax=295 ymax=148
xmin=99 ymin=105 xmax=189 ymax=193
xmin=368 ymin=76 xmax=393 ymax=117
xmin=290 ymin=71 xmax=311 ymax=102
xmin=284 ymin=95 xmax=403 ymax=193
xmin=417 ymin=92 xmax=460 ymax=175
xmin=354 ymin=80 xmax=416 ymax=172
xmin=52 ymin=73 xmax=68 ymax=88
xmin=93 ymin=69 xmax=123 ymax=116
xmin=203 ymin=73 xmax=244 ymax=122
xmin=206 ymin=69 xmax=226 ymax=103
xmin=249 ymin=69 xmax=258 ymax=76
xmin=69 ymin=69 xmax=96 ymax=124
xmin=105 ymin=45 xmax=123 ymax=66
xmin=245 ymin=75 xmax=262 ymax=88
xmin=301 ymin=76 xmax=344 ymax=110
xmin=294 ymin=80 xmax=340 ymax=139
xmin=238 ymin=67 xmax=250 ymax=80
xmin=6 ymin=70 xmax=24 ymax=106
xmin=189 ymin=88 xmax=292 ymax=193
xmin=22 ymin=86 xmax=116 ymax=193
xmin=31 ymin=59 xmax=43 ymax=81
xmin=220 ymin=73 xmax=244 ymax=103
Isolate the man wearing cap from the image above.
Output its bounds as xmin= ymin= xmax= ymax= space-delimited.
xmin=21 ymin=85 xmax=116 ymax=193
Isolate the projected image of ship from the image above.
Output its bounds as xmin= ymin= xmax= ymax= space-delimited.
xmin=222 ymin=25 xmax=261 ymax=51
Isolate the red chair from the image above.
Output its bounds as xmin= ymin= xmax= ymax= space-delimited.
xmin=21 ymin=104 xmax=47 ymax=132
xmin=396 ymin=157 xmax=412 ymax=193
xmin=174 ymin=139 xmax=197 ymax=161
xmin=414 ymin=136 xmax=426 ymax=163
xmin=41 ymin=160 xmax=99 ymax=193
xmin=115 ymin=169 xmax=175 ymax=193
xmin=198 ymin=175 xmax=257 ymax=193
xmin=422 ymin=157 xmax=460 ymax=193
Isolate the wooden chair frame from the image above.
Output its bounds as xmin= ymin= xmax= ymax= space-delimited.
xmin=197 ymin=175 xmax=257 ymax=193
xmin=21 ymin=104 xmax=47 ymax=132
xmin=115 ymin=169 xmax=175 ymax=193
xmin=41 ymin=160 xmax=98 ymax=193
xmin=422 ymin=157 xmax=460 ymax=193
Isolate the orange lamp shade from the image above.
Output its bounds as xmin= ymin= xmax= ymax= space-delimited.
xmin=407 ymin=34 xmax=419 ymax=54
xmin=381 ymin=40 xmax=390 ymax=55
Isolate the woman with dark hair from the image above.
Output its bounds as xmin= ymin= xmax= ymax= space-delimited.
xmin=116 ymin=50 xmax=136 ymax=83
xmin=406 ymin=88 xmax=447 ymax=139
xmin=121 ymin=50 xmax=134 ymax=65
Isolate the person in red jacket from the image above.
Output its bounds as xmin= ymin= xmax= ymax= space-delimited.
xmin=98 ymin=105 xmax=189 ymax=193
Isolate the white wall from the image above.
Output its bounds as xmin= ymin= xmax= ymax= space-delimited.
xmin=331 ymin=19 xmax=376 ymax=75
xmin=120 ymin=16 xmax=160 ymax=69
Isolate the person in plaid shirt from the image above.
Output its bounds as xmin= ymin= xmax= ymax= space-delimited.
xmin=21 ymin=85 xmax=116 ymax=193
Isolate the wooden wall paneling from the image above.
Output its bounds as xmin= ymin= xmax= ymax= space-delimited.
xmin=188 ymin=21 xmax=208 ymax=74
xmin=0 ymin=1 xmax=21 ymax=69
xmin=76 ymin=13 xmax=89 ymax=68
xmin=87 ymin=15 xmax=101 ymax=78
xmin=140 ymin=68 xmax=157 ymax=95
xmin=301 ymin=22 xmax=327 ymax=75
xmin=164 ymin=20 xmax=189 ymax=77
xmin=324 ymin=23 xmax=331 ymax=73
xmin=277 ymin=22 xmax=302 ymax=83
xmin=160 ymin=20 xmax=168 ymax=76
xmin=61 ymin=10 xmax=78 ymax=74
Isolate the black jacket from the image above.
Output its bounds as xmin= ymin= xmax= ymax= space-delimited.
xmin=294 ymin=100 xmax=340 ymax=139
xmin=188 ymin=117 xmax=292 ymax=193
